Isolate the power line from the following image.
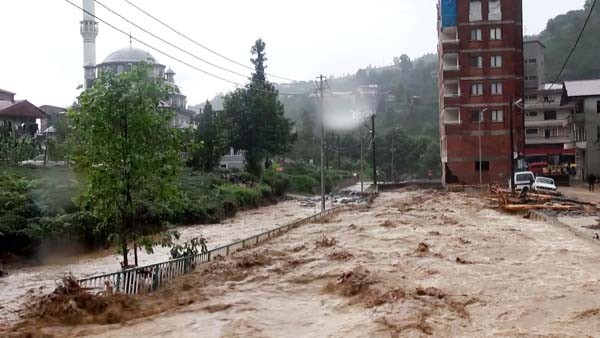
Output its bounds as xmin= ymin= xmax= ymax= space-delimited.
xmin=95 ymin=0 xmax=255 ymax=81
xmin=65 ymin=0 xmax=309 ymax=96
xmin=121 ymin=0 xmax=299 ymax=83
xmin=549 ymin=0 xmax=597 ymax=90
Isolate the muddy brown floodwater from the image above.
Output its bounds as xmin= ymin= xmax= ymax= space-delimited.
xmin=7 ymin=190 xmax=600 ymax=337
xmin=0 ymin=200 xmax=316 ymax=328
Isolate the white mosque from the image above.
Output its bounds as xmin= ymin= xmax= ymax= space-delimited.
xmin=80 ymin=0 xmax=194 ymax=128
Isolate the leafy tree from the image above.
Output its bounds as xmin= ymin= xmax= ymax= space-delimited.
xmin=223 ymin=39 xmax=295 ymax=176
xmin=70 ymin=63 xmax=183 ymax=267
xmin=191 ymin=101 xmax=229 ymax=171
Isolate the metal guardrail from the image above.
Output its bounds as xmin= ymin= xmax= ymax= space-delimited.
xmin=78 ymin=205 xmax=349 ymax=295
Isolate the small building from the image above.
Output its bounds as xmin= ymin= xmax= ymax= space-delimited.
xmin=563 ymin=79 xmax=600 ymax=179
xmin=524 ymin=83 xmax=576 ymax=168
xmin=219 ymin=147 xmax=246 ymax=170
xmin=0 ymin=89 xmax=47 ymax=136
xmin=39 ymin=105 xmax=67 ymax=133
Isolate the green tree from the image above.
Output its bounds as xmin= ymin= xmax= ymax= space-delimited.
xmin=191 ymin=101 xmax=229 ymax=170
xmin=223 ymin=39 xmax=295 ymax=176
xmin=70 ymin=63 xmax=183 ymax=267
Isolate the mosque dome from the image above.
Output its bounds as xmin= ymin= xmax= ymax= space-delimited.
xmin=102 ymin=47 xmax=157 ymax=64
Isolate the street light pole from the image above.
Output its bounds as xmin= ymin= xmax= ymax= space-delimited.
xmin=318 ymin=75 xmax=326 ymax=212
xmin=478 ymin=108 xmax=489 ymax=186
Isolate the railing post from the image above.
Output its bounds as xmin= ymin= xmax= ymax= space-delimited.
xmin=207 ymin=251 xmax=211 ymax=262
xmin=226 ymin=245 xmax=230 ymax=255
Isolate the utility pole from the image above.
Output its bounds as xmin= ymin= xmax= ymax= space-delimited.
xmin=360 ymin=129 xmax=364 ymax=193
xmin=371 ymin=114 xmax=377 ymax=192
xmin=391 ymin=134 xmax=394 ymax=183
xmin=318 ymin=75 xmax=326 ymax=212
xmin=337 ymin=134 xmax=341 ymax=169
xmin=509 ymin=95 xmax=515 ymax=193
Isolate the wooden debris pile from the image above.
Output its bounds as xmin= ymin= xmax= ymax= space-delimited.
xmin=489 ymin=185 xmax=596 ymax=213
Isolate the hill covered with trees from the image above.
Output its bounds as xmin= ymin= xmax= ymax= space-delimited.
xmin=535 ymin=0 xmax=600 ymax=81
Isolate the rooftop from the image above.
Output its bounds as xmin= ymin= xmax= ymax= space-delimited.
xmin=564 ymin=79 xmax=600 ymax=97
xmin=0 ymin=88 xmax=15 ymax=95
xmin=101 ymin=47 xmax=158 ymax=64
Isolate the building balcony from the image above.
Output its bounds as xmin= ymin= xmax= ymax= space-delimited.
xmin=440 ymin=27 xmax=459 ymax=45
xmin=526 ymin=136 xmax=571 ymax=145
xmin=443 ymin=81 xmax=460 ymax=98
xmin=564 ymin=141 xmax=587 ymax=150
xmin=442 ymin=53 xmax=460 ymax=71
xmin=442 ymin=107 xmax=461 ymax=125
xmin=524 ymin=119 xmax=569 ymax=128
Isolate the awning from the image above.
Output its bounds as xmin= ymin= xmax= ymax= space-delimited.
xmin=524 ymin=147 xmax=576 ymax=156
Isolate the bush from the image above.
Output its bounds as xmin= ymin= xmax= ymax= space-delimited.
xmin=287 ymin=174 xmax=318 ymax=194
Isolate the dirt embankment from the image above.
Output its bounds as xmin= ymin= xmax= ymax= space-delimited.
xmin=6 ymin=190 xmax=600 ymax=337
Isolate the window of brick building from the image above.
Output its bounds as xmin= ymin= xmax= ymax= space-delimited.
xmin=489 ymin=0 xmax=502 ymax=21
xmin=490 ymin=27 xmax=502 ymax=40
xmin=491 ymin=110 xmax=504 ymax=122
xmin=526 ymin=128 xmax=538 ymax=135
xmin=475 ymin=161 xmax=490 ymax=171
xmin=470 ymin=56 xmax=483 ymax=68
xmin=491 ymin=55 xmax=503 ymax=68
xmin=471 ymin=29 xmax=482 ymax=41
xmin=469 ymin=1 xmax=482 ymax=21
xmin=471 ymin=110 xmax=483 ymax=122
xmin=471 ymin=83 xmax=483 ymax=96
xmin=491 ymin=82 xmax=503 ymax=95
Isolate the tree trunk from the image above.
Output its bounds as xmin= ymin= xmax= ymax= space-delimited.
xmin=121 ymin=220 xmax=129 ymax=268
xmin=133 ymin=233 xmax=138 ymax=267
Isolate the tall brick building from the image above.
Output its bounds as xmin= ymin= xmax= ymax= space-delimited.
xmin=438 ymin=0 xmax=524 ymax=185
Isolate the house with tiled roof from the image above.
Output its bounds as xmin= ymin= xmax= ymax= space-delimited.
xmin=0 ymin=88 xmax=47 ymax=136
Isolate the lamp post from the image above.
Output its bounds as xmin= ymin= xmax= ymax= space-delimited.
xmin=478 ymin=108 xmax=489 ymax=186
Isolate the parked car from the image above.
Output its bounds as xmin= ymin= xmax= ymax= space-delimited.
xmin=532 ymin=176 xmax=558 ymax=193
xmin=511 ymin=171 xmax=536 ymax=191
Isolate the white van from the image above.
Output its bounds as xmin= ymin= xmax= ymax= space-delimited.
xmin=511 ymin=171 xmax=535 ymax=191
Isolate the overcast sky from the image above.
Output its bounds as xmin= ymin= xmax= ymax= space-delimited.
xmin=0 ymin=0 xmax=586 ymax=107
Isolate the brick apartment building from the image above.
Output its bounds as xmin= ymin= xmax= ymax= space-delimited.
xmin=438 ymin=0 xmax=524 ymax=185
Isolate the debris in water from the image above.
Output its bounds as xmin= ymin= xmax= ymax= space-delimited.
xmin=315 ymin=235 xmax=337 ymax=248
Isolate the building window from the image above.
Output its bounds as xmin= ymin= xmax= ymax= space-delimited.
xmin=470 ymin=56 xmax=483 ymax=68
xmin=491 ymin=55 xmax=503 ymax=68
xmin=489 ymin=0 xmax=502 ymax=21
xmin=526 ymin=128 xmax=539 ymax=135
xmin=471 ymin=83 xmax=483 ymax=96
xmin=490 ymin=28 xmax=502 ymax=40
xmin=471 ymin=29 xmax=482 ymax=41
xmin=469 ymin=0 xmax=482 ymax=21
xmin=525 ymin=76 xmax=538 ymax=81
xmin=544 ymin=128 xmax=558 ymax=138
xmin=526 ymin=111 xmax=538 ymax=117
xmin=597 ymin=100 xmax=600 ymax=113
xmin=475 ymin=161 xmax=490 ymax=171
xmin=526 ymin=95 xmax=537 ymax=101
xmin=544 ymin=111 xmax=557 ymax=120
xmin=471 ymin=110 xmax=483 ymax=122
xmin=491 ymin=82 xmax=503 ymax=95
xmin=527 ymin=58 xmax=537 ymax=64
xmin=491 ymin=110 xmax=504 ymax=122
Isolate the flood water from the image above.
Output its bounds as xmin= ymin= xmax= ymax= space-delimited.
xmin=0 ymin=199 xmax=315 ymax=326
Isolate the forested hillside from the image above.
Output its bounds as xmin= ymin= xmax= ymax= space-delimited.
xmin=536 ymin=0 xmax=600 ymax=81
